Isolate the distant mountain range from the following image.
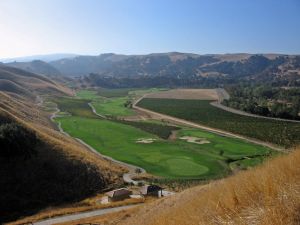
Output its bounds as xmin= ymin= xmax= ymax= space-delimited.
xmin=0 ymin=53 xmax=77 ymax=63
xmin=2 ymin=52 xmax=300 ymax=87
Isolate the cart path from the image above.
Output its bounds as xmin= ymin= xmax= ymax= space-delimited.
xmin=33 ymin=204 xmax=142 ymax=225
xmin=50 ymin=104 xmax=146 ymax=185
xmin=132 ymin=95 xmax=285 ymax=152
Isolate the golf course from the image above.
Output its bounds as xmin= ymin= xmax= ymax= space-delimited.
xmin=53 ymin=89 xmax=275 ymax=179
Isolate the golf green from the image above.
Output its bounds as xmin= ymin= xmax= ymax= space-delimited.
xmin=55 ymin=116 xmax=272 ymax=179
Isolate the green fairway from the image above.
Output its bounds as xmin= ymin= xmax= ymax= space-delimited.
xmin=76 ymin=90 xmax=100 ymax=100
xmin=52 ymin=89 xmax=277 ymax=179
xmin=76 ymin=89 xmax=135 ymax=117
xmin=92 ymin=97 xmax=135 ymax=117
xmin=55 ymin=115 xmax=272 ymax=179
xmin=53 ymin=97 xmax=97 ymax=118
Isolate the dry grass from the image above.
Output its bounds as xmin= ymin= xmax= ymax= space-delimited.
xmin=145 ymin=89 xmax=219 ymax=100
xmin=8 ymin=197 xmax=144 ymax=225
xmin=118 ymin=148 xmax=300 ymax=225
xmin=0 ymin=91 xmax=126 ymax=224
xmin=55 ymin=208 xmax=137 ymax=225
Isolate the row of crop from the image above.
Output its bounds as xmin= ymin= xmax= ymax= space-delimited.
xmin=137 ymin=98 xmax=300 ymax=147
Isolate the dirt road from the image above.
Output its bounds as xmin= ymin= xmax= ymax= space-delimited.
xmin=132 ymin=97 xmax=284 ymax=152
xmin=211 ymin=101 xmax=300 ymax=123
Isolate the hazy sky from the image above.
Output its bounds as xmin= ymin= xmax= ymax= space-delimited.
xmin=0 ymin=0 xmax=300 ymax=58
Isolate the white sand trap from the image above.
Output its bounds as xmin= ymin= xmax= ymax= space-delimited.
xmin=136 ymin=138 xmax=156 ymax=144
xmin=179 ymin=136 xmax=210 ymax=145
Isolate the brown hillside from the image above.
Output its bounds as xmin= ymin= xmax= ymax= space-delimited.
xmin=0 ymin=67 xmax=124 ymax=223
xmin=119 ymin=149 xmax=300 ymax=225
xmin=0 ymin=65 xmax=72 ymax=97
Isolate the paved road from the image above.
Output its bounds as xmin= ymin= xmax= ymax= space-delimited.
xmin=33 ymin=204 xmax=142 ymax=225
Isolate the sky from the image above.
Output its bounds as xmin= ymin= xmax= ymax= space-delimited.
xmin=0 ymin=0 xmax=299 ymax=58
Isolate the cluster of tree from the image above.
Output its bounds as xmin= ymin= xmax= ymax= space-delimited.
xmin=0 ymin=123 xmax=38 ymax=159
xmin=223 ymin=84 xmax=300 ymax=120
xmin=84 ymin=73 xmax=227 ymax=89
xmin=0 ymin=121 xmax=106 ymax=223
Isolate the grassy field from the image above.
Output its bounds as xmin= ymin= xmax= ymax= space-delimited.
xmin=75 ymin=88 xmax=167 ymax=117
xmin=51 ymin=90 xmax=277 ymax=179
xmin=54 ymin=95 xmax=273 ymax=179
xmin=137 ymin=98 xmax=300 ymax=147
xmin=76 ymin=89 xmax=135 ymax=117
xmin=92 ymin=97 xmax=135 ymax=117
xmin=118 ymin=120 xmax=180 ymax=139
xmin=53 ymin=97 xmax=98 ymax=118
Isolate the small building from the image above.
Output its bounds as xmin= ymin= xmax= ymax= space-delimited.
xmin=140 ymin=185 xmax=163 ymax=197
xmin=105 ymin=188 xmax=132 ymax=202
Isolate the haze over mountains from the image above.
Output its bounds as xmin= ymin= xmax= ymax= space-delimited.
xmin=3 ymin=52 xmax=299 ymax=88
xmin=0 ymin=53 xmax=77 ymax=63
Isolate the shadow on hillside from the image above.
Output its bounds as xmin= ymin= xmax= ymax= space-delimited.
xmin=0 ymin=130 xmax=107 ymax=223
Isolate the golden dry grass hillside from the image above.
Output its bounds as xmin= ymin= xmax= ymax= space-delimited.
xmin=118 ymin=148 xmax=300 ymax=225
xmin=0 ymin=65 xmax=72 ymax=97
xmin=0 ymin=66 xmax=125 ymax=223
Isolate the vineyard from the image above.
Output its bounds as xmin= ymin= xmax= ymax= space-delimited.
xmin=137 ymin=98 xmax=300 ymax=147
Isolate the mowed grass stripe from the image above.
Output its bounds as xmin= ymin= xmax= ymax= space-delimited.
xmin=55 ymin=114 xmax=272 ymax=179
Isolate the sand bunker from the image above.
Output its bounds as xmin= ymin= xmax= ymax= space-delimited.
xmin=179 ymin=136 xmax=210 ymax=145
xmin=136 ymin=138 xmax=156 ymax=144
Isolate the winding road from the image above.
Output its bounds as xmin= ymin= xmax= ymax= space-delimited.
xmin=50 ymin=103 xmax=146 ymax=185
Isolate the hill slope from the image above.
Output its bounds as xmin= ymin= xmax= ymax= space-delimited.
xmin=49 ymin=52 xmax=299 ymax=80
xmin=0 ymin=66 xmax=123 ymax=223
xmin=0 ymin=65 xmax=72 ymax=98
xmin=7 ymin=60 xmax=62 ymax=77
xmin=119 ymin=148 xmax=300 ymax=225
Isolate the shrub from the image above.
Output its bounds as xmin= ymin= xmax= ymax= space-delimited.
xmin=0 ymin=123 xmax=38 ymax=159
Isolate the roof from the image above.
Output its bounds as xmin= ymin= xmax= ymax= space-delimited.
xmin=106 ymin=188 xmax=132 ymax=198
xmin=140 ymin=185 xmax=162 ymax=195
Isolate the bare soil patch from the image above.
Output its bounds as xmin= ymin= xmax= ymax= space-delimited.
xmin=145 ymin=89 xmax=219 ymax=100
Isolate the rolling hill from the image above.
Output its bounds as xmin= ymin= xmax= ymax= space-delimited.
xmin=0 ymin=66 xmax=124 ymax=223
xmin=48 ymin=52 xmax=299 ymax=79
xmin=0 ymin=65 xmax=71 ymax=98
xmin=7 ymin=60 xmax=62 ymax=77
xmin=119 ymin=147 xmax=300 ymax=225
xmin=5 ymin=53 xmax=299 ymax=88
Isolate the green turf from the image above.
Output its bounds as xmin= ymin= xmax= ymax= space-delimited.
xmin=137 ymin=98 xmax=300 ymax=147
xmin=97 ymin=88 xmax=136 ymax=98
xmin=55 ymin=115 xmax=272 ymax=179
xmin=92 ymin=97 xmax=135 ymax=117
xmin=53 ymin=97 xmax=97 ymax=118
xmin=76 ymin=88 xmax=169 ymax=117
xmin=76 ymin=90 xmax=100 ymax=100
xmin=117 ymin=120 xmax=180 ymax=139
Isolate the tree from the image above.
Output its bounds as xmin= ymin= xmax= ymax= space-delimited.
xmin=0 ymin=123 xmax=38 ymax=159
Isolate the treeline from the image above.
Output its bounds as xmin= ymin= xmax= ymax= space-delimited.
xmin=83 ymin=74 xmax=226 ymax=89
xmin=223 ymin=84 xmax=300 ymax=120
